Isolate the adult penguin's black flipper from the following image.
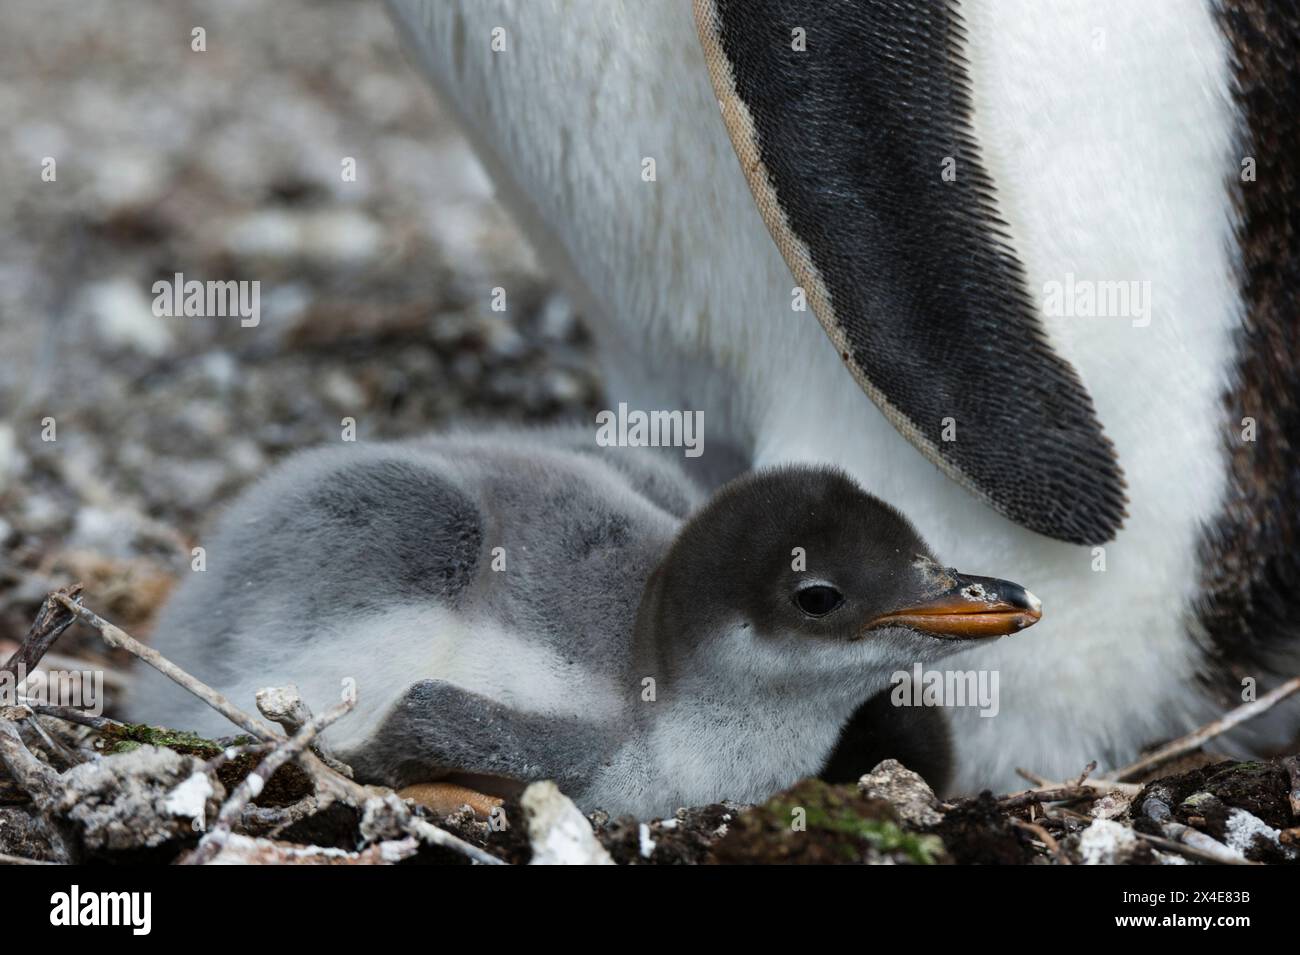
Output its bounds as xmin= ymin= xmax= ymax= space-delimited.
xmin=694 ymin=0 xmax=1128 ymax=546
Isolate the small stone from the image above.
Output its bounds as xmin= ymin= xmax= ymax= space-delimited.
xmin=301 ymin=209 xmax=384 ymax=263
xmin=521 ymin=781 xmax=614 ymax=865
xmin=1089 ymin=791 xmax=1132 ymax=820
xmin=199 ymin=351 xmax=240 ymax=392
xmin=321 ymin=369 xmax=367 ymax=411
xmin=857 ymin=759 xmax=943 ymax=828
xmin=541 ymin=368 xmax=586 ymax=406
xmin=1078 ymin=818 xmax=1138 ymax=865
xmin=84 ymin=278 xmax=173 ymax=357
xmin=536 ymin=294 xmax=578 ymax=341
xmin=220 ymin=209 xmax=300 ymax=259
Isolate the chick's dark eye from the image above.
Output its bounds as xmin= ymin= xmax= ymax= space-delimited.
xmin=794 ymin=585 xmax=844 ymax=617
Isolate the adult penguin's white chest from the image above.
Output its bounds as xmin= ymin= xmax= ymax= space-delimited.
xmin=727 ymin=0 xmax=1244 ymax=786
xmin=387 ymin=0 xmax=1259 ymax=789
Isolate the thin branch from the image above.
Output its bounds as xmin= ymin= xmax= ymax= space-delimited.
xmin=1073 ymin=760 xmax=1098 ymax=787
xmin=20 ymin=701 xmax=124 ymax=732
xmin=188 ymin=698 xmax=355 ymax=865
xmin=309 ymin=759 xmax=505 ymax=865
xmin=49 ymin=593 xmax=502 ymax=865
xmin=0 ymin=851 xmax=58 ymax=866
xmin=1 ymin=584 xmax=82 ymax=687
xmin=240 ymin=795 xmax=322 ymax=838
xmin=198 ymin=833 xmax=419 ymax=865
xmin=1004 ymin=761 xmax=1139 ymax=809
xmin=0 ymin=712 xmax=61 ymax=808
xmin=53 ymin=593 xmax=281 ymax=742
xmin=396 ymin=804 xmax=507 ymax=866
xmin=1015 ymin=767 xmax=1051 ymax=788
xmin=1281 ymin=756 xmax=1300 ymax=818
xmin=23 ymin=714 xmax=85 ymax=767
xmin=1010 ymin=817 xmax=1071 ymax=865
xmin=998 ymin=786 xmax=1096 ymax=810
xmin=1141 ymin=793 xmax=1253 ymax=865
xmin=256 ymin=684 xmax=353 ymax=777
xmin=1135 ymin=830 xmax=1256 ymax=866
xmin=1107 ymin=675 xmax=1300 ymax=782
xmin=997 ymin=776 xmax=1141 ymax=810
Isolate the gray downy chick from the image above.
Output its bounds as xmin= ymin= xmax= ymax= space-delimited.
xmin=135 ymin=427 xmax=1040 ymax=817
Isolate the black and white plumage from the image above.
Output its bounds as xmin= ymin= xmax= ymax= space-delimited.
xmin=384 ymin=0 xmax=1300 ymax=789
xmin=138 ymin=429 xmax=1038 ymax=816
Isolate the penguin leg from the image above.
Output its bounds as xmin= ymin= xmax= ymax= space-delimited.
xmin=819 ymin=686 xmax=954 ymax=794
xmin=347 ymin=679 xmax=604 ymax=815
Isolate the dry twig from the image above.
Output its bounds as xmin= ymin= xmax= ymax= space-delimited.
xmin=240 ymin=795 xmax=322 ymax=837
xmin=22 ymin=701 xmax=123 ymax=732
xmin=51 ymin=591 xmax=503 ymax=864
xmin=1282 ymin=755 xmax=1300 ymax=818
xmin=198 ymin=833 xmax=419 ymax=865
xmin=1010 ymin=817 xmax=1071 ymax=864
xmin=998 ymin=781 xmax=1141 ymax=811
xmin=188 ymin=698 xmax=356 ymax=865
xmin=53 ymin=593 xmax=281 ymax=742
xmin=1 ymin=584 xmax=83 ymax=687
xmin=1135 ymin=830 xmax=1255 ymax=866
xmin=0 ymin=851 xmax=57 ymax=866
xmin=1007 ymin=763 xmax=1140 ymax=805
xmin=0 ymin=709 xmax=61 ymax=808
xmin=1107 ymin=675 xmax=1300 ymax=782
xmin=22 ymin=714 xmax=85 ymax=767
xmin=256 ymin=684 xmax=353 ymax=778
xmin=1141 ymin=793 xmax=1253 ymax=865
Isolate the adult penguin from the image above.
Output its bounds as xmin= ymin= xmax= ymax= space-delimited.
xmin=384 ymin=0 xmax=1300 ymax=790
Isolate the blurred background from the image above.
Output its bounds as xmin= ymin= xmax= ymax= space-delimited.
xmin=0 ymin=0 xmax=598 ymax=709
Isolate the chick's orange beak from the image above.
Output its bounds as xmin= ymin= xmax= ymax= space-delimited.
xmin=865 ymin=567 xmax=1042 ymax=640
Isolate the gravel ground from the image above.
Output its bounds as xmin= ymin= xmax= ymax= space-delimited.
xmin=0 ymin=0 xmax=601 ymax=690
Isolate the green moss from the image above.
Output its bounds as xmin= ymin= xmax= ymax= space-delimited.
xmin=773 ymin=793 xmax=942 ymax=864
xmin=711 ymin=778 xmax=945 ymax=865
xmin=95 ymin=723 xmax=245 ymax=758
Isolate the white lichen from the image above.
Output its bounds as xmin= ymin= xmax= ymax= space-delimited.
xmin=1224 ymin=808 xmax=1297 ymax=860
xmin=163 ymin=771 xmax=213 ymax=826
xmin=1078 ymin=818 xmax=1138 ymax=865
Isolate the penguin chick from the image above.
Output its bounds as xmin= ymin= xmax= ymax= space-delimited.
xmin=136 ymin=428 xmax=1040 ymax=817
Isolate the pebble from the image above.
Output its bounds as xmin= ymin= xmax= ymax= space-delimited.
xmin=84 ymin=278 xmax=173 ymax=357
xmin=1078 ymin=817 xmax=1139 ymax=865
xmin=857 ymin=759 xmax=943 ymax=828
